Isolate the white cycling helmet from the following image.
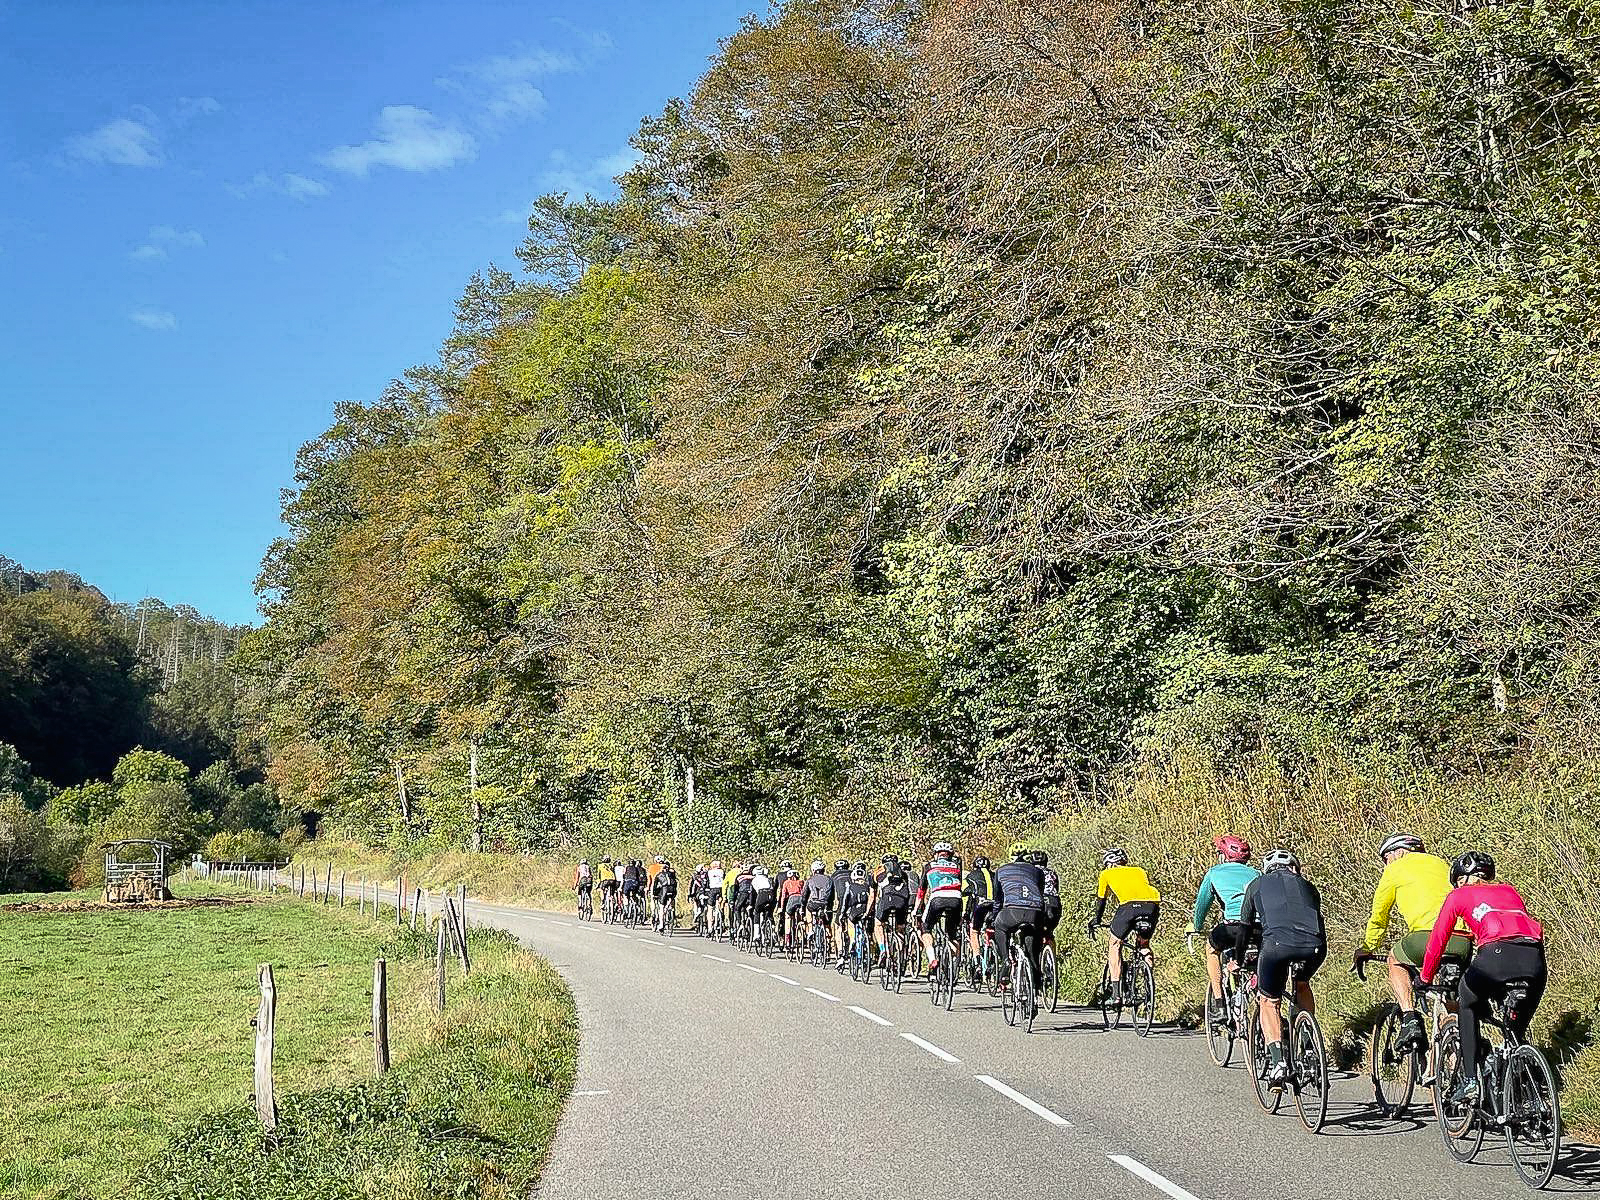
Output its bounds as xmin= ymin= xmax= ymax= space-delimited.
xmin=933 ymin=841 xmax=954 ymax=858
xmin=1264 ymin=848 xmax=1300 ymax=873
xmin=1378 ymin=832 xmax=1424 ymax=860
xmin=811 ymin=859 xmax=825 ymax=872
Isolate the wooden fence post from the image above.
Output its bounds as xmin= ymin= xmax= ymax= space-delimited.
xmin=395 ymin=876 xmax=403 ymax=926
xmin=253 ymin=964 xmax=277 ymax=1131
xmin=358 ymin=876 xmax=364 ymax=915
xmin=372 ymin=959 xmax=390 ymax=1076
xmin=446 ymin=897 xmax=471 ymax=976
xmin=410 ymin=887 xmax=420 ymax=931
xmin=458 ymin=884 xmax=466 ymax=931
xmin=339 ymin=872 xmax=346 ymax=907
xmin=435 ymin=919 xmax=447 ymax=1011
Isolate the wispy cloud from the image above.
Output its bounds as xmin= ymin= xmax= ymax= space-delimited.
xmin=282 ymin=173 xmax=328 ymax=199
xmin=174 ymin=96 xmax=221 ymax=120
xmin=438 ymin=46 xmax=582 ymax=131
xmin=320 ymin=105 xmax=475 ymax=176
xmin=66 ymin=118 xmax=162 ymax=167
xmin=129 ymin=308 xmax=177 ymax=331
xmin=227 ymin=171 xmax=331 ymax=201
xmin=535 ymin=144 xmax=639 ymax=195
xmin=129 ymin=225 xmax=204 ymax=262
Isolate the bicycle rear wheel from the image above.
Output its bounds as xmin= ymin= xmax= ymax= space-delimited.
xmin=1132 ymin=957 xmax=1156 ymax=1037
xmin=1293 ymin=1011 xmax=1330 ymax=1133
xmin=1249 ymin=1004 xmax=1283 ymax=1114
xmin=1020 ymin=954 xmax=1037 ymax=1033
xmin=1002 ymin=957 xmax=1019 ymax=1027
xmin=1099 ymin=967 xmax=1121 ymax=1030
xmin=1040 ymin=948 xmax=1059 ymax=1014
xmin=1506 ymin=1044 xmax=1561 ymax=1189
xmin=1204 ymin=981 xmax=1233 ymax=1068
xmin=1368 ymin=1005 xmax=1416 ymax=1118
xmin=1432 ymin=1017 xmax=1484 ymax=1162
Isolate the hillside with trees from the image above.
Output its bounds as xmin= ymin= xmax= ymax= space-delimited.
xmin=250 ymin=0 xmax=1600 ymax=857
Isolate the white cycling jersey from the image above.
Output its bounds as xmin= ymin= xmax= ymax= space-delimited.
xmin=752 ymin=871 xmax=772 ymax=893
xmin=707 ymin=867 xmax=725 ymax=891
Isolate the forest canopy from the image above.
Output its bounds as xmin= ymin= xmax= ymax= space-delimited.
xmin=248 ymin=0 xmax=1600 ymax=855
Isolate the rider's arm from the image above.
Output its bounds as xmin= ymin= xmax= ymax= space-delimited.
xmin=1189 ymin=869 xmax=1215 ymax=933
xmin=1362 ymin=862 xmax=1397 ymax=952
xmin=1418 ymin=889 xmax=1463 ymax=984
xmin=1090 ymin=869 xmax=1111 ymax=926
xmin=1233 ymin=884 xmax=1258 ymax=962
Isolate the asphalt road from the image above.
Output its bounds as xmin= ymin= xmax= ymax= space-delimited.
xmin=406 ymin=890 xmax=1596 ymax=1199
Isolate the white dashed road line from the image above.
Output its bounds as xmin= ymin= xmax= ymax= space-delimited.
xmin=900 ymin=1032 xmax=960 ymax=1064
xmin=606 ymin=931 xmax=631 ymax=940
xmin=768 ymin=973 xmax=800 ymax=985
xmin=974 ymin=1075 xmax=1070 ymax=1127
xmin=848 ymin=1005 xmax=894 ymax=1027
xmin=670 ymin=945 xmax=697 ymax=955
xmin=702 ymin=953 xmax=731 ymax=963
xmin=738 ymin=963 xmax=767 ymax=975
xmin=805 ymin=987 xmax=841 ymax=1002
xmin=1107 ymin=1155 xmax=1202 ymax=1200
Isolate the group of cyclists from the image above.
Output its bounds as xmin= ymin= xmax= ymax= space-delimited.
xmin=573 ymin=831 xmax=1557 ymax=1183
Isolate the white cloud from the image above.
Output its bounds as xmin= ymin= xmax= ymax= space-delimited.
xmin=535 ymin=145 xmax=639 ymax=195
xmin=66 ymin=118 xmax=161 ymax=167
xmin=129 ymin=308 xmax=177 ymax=331
xmin=130 ymin=225 xmax=204 ymax=261
xmin=282 ymin=173 xmax=328 ymax=199
xmin=439 ymin=47 xmax=577 ymax=130
xmin=320 ymin=106 xmax=475 ymax=176
xmin=175 ymin=96 xmax=221 ymax=120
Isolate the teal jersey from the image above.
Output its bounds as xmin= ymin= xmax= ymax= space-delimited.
xmin=1192 ymin=862 xmax=1260 ymax=929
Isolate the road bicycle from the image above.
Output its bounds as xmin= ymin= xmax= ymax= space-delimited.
xmin=1247 ymin=958 xmax=1331 ymax=1133
xmin=654 ymin=898 xmax=677 ymax=936
xmin=753 ymin=910 xmax=776 ymax=957
xmin=622 ymin=892 xmax=644 ymax=928
xmin=807 ymin=908 xmax=832 ymax=968
xmin=691 ymin=898 xmax=708 ymax=938
xmin=1359 ymin=955 xmax=1463 ymax=1118
xmin=1203 ymin=944 xmax=1256 ymax=1068
xmin=929 ymin=925 xmax=957 ymax=1011
xmin=576 ymin=888 xmax=593 ymax=921
xmin=600 ymin=887 xmax=617 ymax=925
xmin=1038 ymin=937 xmax=1060 ymax=1014
xmin=878 ymin=918 xmax=910 ymax=993
xmin=1000 ymin=932 xmax=1038 ymax=1032
xmin=969 ymin=925 xmax=1001 ymax=995
xmin=1433 ymin=975 xmax=1561 ymax=1189
xmin=1094 ymin=920 xmax=1157 ymax=1036
xmin=843 ymin=919 xmax=871 ymax=983
xmin=731 ymin=906 xmax=753 ymax=951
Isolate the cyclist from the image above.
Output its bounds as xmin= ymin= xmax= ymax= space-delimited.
xmin=874 ymin=855 xmax=912 ymax=964
xmin=620 ymin=859 xmax=645 ymax=919
xmin=705 ymin=860 xmax=725 ymax=931
xmin=841 ymin=862 xmax=874 ymax=965
xmin=1235 ymin=848 xmax=1326 ymax=1087
xmin=689 ymin=863 xmax=711 ymax=928
xmin=652 ymin=860 xmax=679 ymax=932
xmin=1187 ymin=834 xmax=1259 ymax=1023
xmin=751 ymin=862 xmax=777 ymax=940
xmin=1422 ymin=851 xmax=1547 ymax=1104
xmin=828 ymin=857 xmax=852 ymax=949
xmin=731 ymin=861 xmax=755 ymax=930
xmin=1031 ymin=850 xmax=1061 ymax=950
xmin=1087 ymin=848 xmax=1162 ymax=1003
xmin=993 ymin=843 xmax=1046 ymax=989
xmin=646 ymin=855 xmax=665 ymax=924
xmin=963 ymin=854 xmax=997 ymax=963
xmin=802 ymin=860 xmax=835 ymax=951
xmin=598 ymin=856 xmax=620 ymax=913
xmin=778 ymin=865 xmax=806 ymax=947
xmin=917 ymin=842 xmax=965 ymax=977
xmin=1353 ymin=832 xmax=1467 ymax=1054
xmin=574 ymin=859 xmax=593 ymax=913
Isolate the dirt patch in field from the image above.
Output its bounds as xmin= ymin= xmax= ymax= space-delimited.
xmin=0 ymin=896 xmax=257 ymax=915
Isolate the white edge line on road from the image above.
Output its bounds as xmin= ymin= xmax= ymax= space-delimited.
xmin=1107 ymin=1155 xmax=1201 ymax=1200
xmin=573 ymin=1089 xmax=611 ymax=1097
xmin=768 ymin=972 xmax=800 ymax=985
xmin=900 ymin=1032 xmax=960 ymax=1063
xmin=848 ymin=1005 xmax=894 ymax=1027
xmin=702 ymin=953 xmax=731 ymax=963
xmin=974 ymin=1075 xmax=1070 ymax=1127
xmin=738 ymin=963 xmax=767 ymax=975
xmin=805 ymin=987 xmax=841 ymax=1002
xmin=670 ymin=945 xmax=697 ymax=955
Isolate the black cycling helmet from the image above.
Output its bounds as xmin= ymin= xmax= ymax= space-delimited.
xmin=1030 ymin=849 xmax=1049 ymax=867
xmin=834 ymin=858 xmax=849 ymax=871
xmin=880 ymin=854 xmax=893 ymax=865
xmin=1450 ymin=850 xmax=1496 ymax=886
xmin=973 ymin=855 xmax=990 ymax=869
xmin=852 ymin=860 xmax=867 ymax=872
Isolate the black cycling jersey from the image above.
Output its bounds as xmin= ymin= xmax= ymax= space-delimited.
xmin=876 ymin=868 xmax=911 ymax=905
xmin=994 ymin=861 xmax=1046 ymax=911
xmin=803 ymin=873 xmax=835 ymax=908
xmin=843 ymin=879 xmax=872 ymax=916
xmin=964 ymin=867 xmax=996 ymax=904
xmin=1235 ymin=870 xmax=1325 ymax=960
xmin=829 ymin=868 xmax=852 ymax=910
xmin=1041 ymin=867 xmax=1060 ymax=899
xmin=653 ymin=869 xmax=678 ymax=899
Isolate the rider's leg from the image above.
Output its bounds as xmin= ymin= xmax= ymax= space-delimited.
xmin=1205 ymin=946 xmax=1224 ymax=996
xmin=1107 ymin=932 xmax=1126 ymax=985
xmin=1295 ymin=977 xmax=1316 ymax=1016
xmin=1388 ymin=949 xmax=1416 ymax=1011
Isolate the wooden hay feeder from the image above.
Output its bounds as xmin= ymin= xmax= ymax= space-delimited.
xmin=104 ymin=839 xmax=173 ymax=903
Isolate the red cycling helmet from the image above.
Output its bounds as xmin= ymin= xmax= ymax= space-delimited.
xmin=1214 ymin=834 xmax=1251 ymax=863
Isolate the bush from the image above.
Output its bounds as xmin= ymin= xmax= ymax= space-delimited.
xmin=204 ymin=829 xmax=287 ymax=864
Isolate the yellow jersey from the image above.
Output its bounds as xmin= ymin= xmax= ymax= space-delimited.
xmin=1363 ymin=852 xmax=1452 ymax=951
xmin=599 ymin=863 xmax=617 ymax=883
xmin=1097 ymin=865 xmax=1159 ymax=905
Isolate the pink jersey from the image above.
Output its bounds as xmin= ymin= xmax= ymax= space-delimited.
xmin=1422 ymin=883 xmax=1542 ymax=982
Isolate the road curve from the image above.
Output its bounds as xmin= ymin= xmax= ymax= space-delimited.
xmin=454 ymin=900 xmax=1592 ymax=1200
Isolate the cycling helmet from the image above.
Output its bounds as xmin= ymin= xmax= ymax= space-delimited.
xmin=1450 ymin=850 xmax=1496 ymax=886
xmin=811 ymin=859 xmax=825 ymax=873
xmin=851 ymin=867 xmax=866 ymax=881
xmin=780 ymin=859 xmax=793 ymax=869
xmin=933 ymin=841 xmax=954 ymax=859
xmin=1378 ymin=833 xmax=1424 ymax=860
xmin=881 ymin=854 xmax=894 ymax=865
xmin=973 ymin=855 xmax=990 ymax=869
xmin=1263 ymin=848 xmax=1299 ymax=873
xmin=711 ymin=860 xmax=722 ymax=871
xmin=1101 ymin=848 xmax=1129 ymax=868
xmin=1030 ymin=850 xmax=1049 ymax=867
xmin=1214 ymin=834 xmax=1250 ymax=863
xmin=834 ymin=858 xmax=848 ymax=871
xmin=852 ymin=860 xmax=867 ymax=872
xmin=601 ymin=856 xmax=612 ymax=864
xmin=1009 ymin=841 xmax=1030 ymax=859
xmin=580 ymin=859 xmax=589 ymax=865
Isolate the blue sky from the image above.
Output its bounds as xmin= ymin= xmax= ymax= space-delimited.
xmin=0 ymin=0 xmax=755 ymax=624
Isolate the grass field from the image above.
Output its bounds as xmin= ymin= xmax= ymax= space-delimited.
xmin=0 ymin=885 xmax=438 ymax=1200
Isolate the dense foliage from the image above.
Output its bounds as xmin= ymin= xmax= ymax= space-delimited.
xmin=252 ymin=0 xmax=1600 ymax=853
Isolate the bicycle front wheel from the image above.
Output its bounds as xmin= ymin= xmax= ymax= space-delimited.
xmin=1204 ymin=981 xmax=1232 ymax=1068
xmin=1002 ymin=959 xmax=1019 ymax=1027
xmin=1293 ymin=1011 xmax=1330 ymax=1133
xmin=1099 ymin=968 xmax=1121 ymax=1031
xmin=1368 ymin=1005 xmax=1416 ymax=1118
xmin=1041 ymin=948 xmax=1059 ymax=1014
xmin=1432 ymin=1016 xmax=1484 ymax=1162
xmin=1132 ymin=957 xmax=1156 ymax=1037
xmin=1506 ymin=1044 xmax=1561 ymax=1189
xmin=1020 ymin=958 xmax=1037 ymax=1033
